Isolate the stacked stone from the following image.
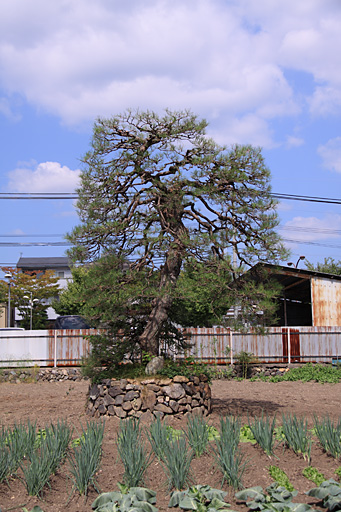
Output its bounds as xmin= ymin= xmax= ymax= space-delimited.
xmin=37 ymin=368 xmax=85 ymax=382
xmin=0 ymin=367 xmax=85 ymax=383
xmin=87 ymin=375 xmax=212 ymax=419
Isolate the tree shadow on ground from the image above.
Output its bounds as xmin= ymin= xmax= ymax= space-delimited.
xmin=212 ymin=397 xmax=284 ymax=418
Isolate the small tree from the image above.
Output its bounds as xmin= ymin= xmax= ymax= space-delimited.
xmin=0 ymin=267 xmax=60 ymax=329
xmin=68 ymin=109 xmax=286 ymax=357
xmin=305 ymin=257 xmax=341 ymax=275
xmin=52 ymin=266 xmax=88 ymax=316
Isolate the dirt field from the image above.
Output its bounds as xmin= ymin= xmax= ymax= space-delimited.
xmin=0 ymin=379 xmax=340 ymax=512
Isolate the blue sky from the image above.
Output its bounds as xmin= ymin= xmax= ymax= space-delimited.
xmin=1 ymin=0 xmax=341 ymax=271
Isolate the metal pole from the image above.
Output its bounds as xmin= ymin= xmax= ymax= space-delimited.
xmin=7 ymin=282 xmax=11 ymax=327
xmin=229 ymin=329 xmax=233 ymax=366
xmin=54 ymin=330 xmax=57 ymax=367
xmin=288 ymin=327 xmax=291 ymax=365
xmin=30 ymin=300 xmax=33 ymax=330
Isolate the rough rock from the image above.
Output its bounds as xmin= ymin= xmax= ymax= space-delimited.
xmin=163 ymin=383 xmax=186 ymax=400
xmin=141 ymin=388 xmax=156 ymax=411
xmin=145 ymin=356 xmax=164 ymax=375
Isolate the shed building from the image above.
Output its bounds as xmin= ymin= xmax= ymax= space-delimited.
xmin=249 ymin=263 xmax=341 ymax=327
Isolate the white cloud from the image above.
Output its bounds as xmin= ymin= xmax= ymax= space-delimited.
xmin=0 ymin=0 xmax=300 ymax=146
xmin=286 ymin=136 xmax=304 ymax=148
xmin=0 ymin=0 xmax=339 ymax=145
xmin=280 ymin=214 xmax=341 ymax=243
xmin=318 ymin=138 xmax=341 ymax=173
xmin=276 ymin=201 xmax=293 ymax=212
xmin=310 ymin=87 xmax=341 ymax=117
xmin=7 ymin=161 xmax=81 ymax=193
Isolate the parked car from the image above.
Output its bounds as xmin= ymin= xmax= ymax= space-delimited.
xmin=53 ymin=315 xmax=90 ymax=329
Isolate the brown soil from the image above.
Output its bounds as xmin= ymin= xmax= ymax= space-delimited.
xmin=0 ymin=379 xmax=340 ymax=512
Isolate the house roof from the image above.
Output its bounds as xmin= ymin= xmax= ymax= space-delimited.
xmin=16 ymin=257 xmax=71 ymax=270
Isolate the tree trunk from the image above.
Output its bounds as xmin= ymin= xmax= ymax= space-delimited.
xmin=139 ymin=250 xmax=182 ymax=355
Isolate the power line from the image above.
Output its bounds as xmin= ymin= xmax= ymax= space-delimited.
xmin=282 ymin=238 xmax=341 ymax=249
xmin=0 ymin=191 xmax=340 ymax=204
xmin=272 ymin=193 xmax=341 ymax=205
xmin=0 ymin=234 xmax=65 ymax=238
xmin=0 ymin=242 xmax=70 ymax=247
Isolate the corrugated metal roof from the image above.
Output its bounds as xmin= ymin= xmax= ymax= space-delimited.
xmin=255 ymin=262 xmax=341 ymax=281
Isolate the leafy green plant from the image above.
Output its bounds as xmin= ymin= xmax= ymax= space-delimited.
xmin=207 ymin=425 xmax=220 ymax=441
xmin=303 ymin=466 xmax=326 ymax=487
xmin=185 ymin=415 xmax=210 ymax=457
xmin=168 ymin=484 xmax=231 ymax=511
xmin=91 ymin=485 xmax=158 ymax=512
xmin=281 ymin=414 xmax=312 ymax=461
xmin=268 ymin=466 xmax=295 ymax=491
xmin=158 ymin=358 xmax=211 ymax=382
xmin=146 ymin=416 xmax=169 ymax=461
xmin=235 ymin=482 xmax=306 ymax=511
xmin=268 ymin=364 xmax=341 ymax=384
xmin=0 ymin=445 xmax=12 ymax=484
xmin=162 ymin=436 xmax=193 ymax=491
xmin=22 ymin=507 xmax=45 ymax=512
xmin=44 ymin=420 xmax=73 ymax=474
xmin=213 ymin=414 xmax=246 ymax=490
xmin=248 ymin=413 xmax=277 ymax=456
xmin=166 ymin=426 xmax=184 ymax=441
xmin=314 ymin=415 xmax=341 ymax=459
xmin=213 ymin=444 xmax=247 ymax=490
xmin=6 ymin=420 xmax=37 ymax=473
xmin=117 ymin=418 xmax=152 ymax=487
xmin=306 ymin=479 xmax=341 ymax=511
xmin=240 ymin=425 xmax=257 ymax=444
xmin=336 ymin=468 xmax=341 ymax=482
xmin=68 ymin=419 xmax=105 ymax=496
xmin=20 ymin=442 xmax=56 ymax=497
xmin=235 ymin=351 xmax=256 ymax=379
xmin=219 ymin=415 xmax=242 ymax=452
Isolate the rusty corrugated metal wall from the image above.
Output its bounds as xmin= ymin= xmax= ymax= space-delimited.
xmin=1 ymin=327 xmax=340 ymax=366
xmin=311 ymin=277 xmax=341 ymax=326
xmin=47 ymin=329 xmax=95 ymax=366
xmin=178 ymin=326 xmax=341 ymax=364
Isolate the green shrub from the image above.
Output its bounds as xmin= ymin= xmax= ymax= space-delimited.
xmin=158 ymin=357 xmax=211 ymax=381
xmin=269 ymin=364 xmax=341 ymax=384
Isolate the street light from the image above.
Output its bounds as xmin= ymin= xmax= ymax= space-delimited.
xmin=4 ymin=272 xmax=12 ymax=327
xmin=23 ymin=292 xmax=39 ymax=330
xmin=287 ymin=255 xmax=305 ymax=269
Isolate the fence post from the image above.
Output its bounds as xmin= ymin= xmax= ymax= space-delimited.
xmin=54 ymin=330 xmax=57 ymax=367
xmin=288 ymin=327 xmax=291 ymax=365
xmin=229 ymin=329 xmax=233 ymax=366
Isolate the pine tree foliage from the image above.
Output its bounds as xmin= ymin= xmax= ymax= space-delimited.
xmin=68 ymin=109 xmax=286 ymax=356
